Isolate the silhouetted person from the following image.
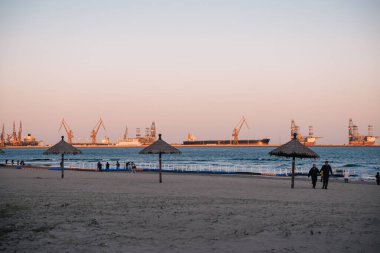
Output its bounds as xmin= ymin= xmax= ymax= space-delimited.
xmin=5 ymin=160 xmax=8 ymax=165
xmin=106 ymin=162 xmax=110 ymax=170
xmin=17 ymin=160 xmax=19 ymax=165
xmin=308 ymin=164 xmax=320 ymax=189
xmin=11 ymin=160 xmax=14 ymax=165
xmin=320 ymin=161 xmax=333 ymax=189
xmin=97 ymin=161 xmax=102 ymax=172
xmin=116 ymin=161 xmax=120 ymax=169
xmin=344 ymin=170 xmax=350 ymax=183
xmin=132 ymin=162 xmax=136 ymax=173
xmin=376 ymin=172 xmax=380 ymax=185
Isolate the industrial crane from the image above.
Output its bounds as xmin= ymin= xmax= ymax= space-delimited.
xmin=59 ymin=118 xmax=74 ymax=144
xmin=232 ymin=116 xmax=250 ymax=145
xmin=91 ymin=118 xmax=106 ymax=144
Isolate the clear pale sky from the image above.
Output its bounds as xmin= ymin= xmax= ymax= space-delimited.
xmin=0 ymin=0 xmax=379 ymax=145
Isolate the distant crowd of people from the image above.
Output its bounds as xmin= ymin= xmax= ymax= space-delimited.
xmin=96 ymin=160 xmax=136 ymax=173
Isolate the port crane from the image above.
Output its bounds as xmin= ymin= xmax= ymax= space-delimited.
xmin=59 ymin=118 xmax=74 ymax=144
xmin=232 ymin=116 xmax=250 ymax=145
xmin=91 ymin=118 xmax=106 ymax=144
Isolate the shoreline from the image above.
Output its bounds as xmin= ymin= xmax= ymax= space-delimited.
xmin=1 ymin=165 xmax=376 ymax=185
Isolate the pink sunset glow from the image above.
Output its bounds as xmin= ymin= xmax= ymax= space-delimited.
xmin=0 ymin=0 xmax=379 ymax=145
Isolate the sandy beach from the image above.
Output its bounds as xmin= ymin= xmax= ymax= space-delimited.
xmin=0 ymin=167 xmax=379 ymax=253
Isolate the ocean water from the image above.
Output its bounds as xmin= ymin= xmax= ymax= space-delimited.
xmin=1 ymin=147 xmax=380 ymax=180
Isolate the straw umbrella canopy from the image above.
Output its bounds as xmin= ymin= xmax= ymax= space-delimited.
xmin=43 ymin=136 xmax=82 ymax=179
xmin=139 ymin=134 xmax=181 ymax=183
xmin=269 ymin=133 xmax=319 ymax=188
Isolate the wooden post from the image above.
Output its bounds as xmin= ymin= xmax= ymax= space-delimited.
xmin=291 ymin=156 xmax=295 ymax=188
xmin=159 ymin=152 xmax=162 ymax=183
xmin=61 ymin=153 xmax=64 ymax=179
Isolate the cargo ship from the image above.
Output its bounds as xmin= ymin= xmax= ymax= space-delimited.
xmin=183 ymin=117 xmax=270 ymax=146
xmin=348 ymin=119 xmax=378 ymax=146
xmin=183 ymin=138 xmax=270 ymax=145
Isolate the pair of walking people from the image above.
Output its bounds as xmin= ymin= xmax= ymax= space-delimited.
xmin=308 ymin=161 xmax=334 ymax=189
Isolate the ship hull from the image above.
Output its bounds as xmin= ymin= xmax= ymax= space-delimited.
xmin=301 ymin=140 xmax=316 ymax=146
xmin=183 ymin=139 xmax=270 ymax=145
xmin=348 ymin=141 xmax=376 ymax=146
xmin=349 ymin=136 xmax=376 ymax=146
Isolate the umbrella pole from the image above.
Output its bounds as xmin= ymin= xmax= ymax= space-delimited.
xmin=159 ymin=152 xmax=162 ymax=183
xmin=291 ymin=156 xmax=295 ymax=188
xmin=61 ymin=154 xmax=64 ymax=179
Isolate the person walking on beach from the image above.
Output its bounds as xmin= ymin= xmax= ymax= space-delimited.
xmin=132 ymin=162 xmax=137 ymax=173
xmin=320 ymin=161 xmax=334 ymax=189
xmin=106 ymin=162 xmax=110 ymax=170
xmin=376 ymin=172 xmax=380 ymax=185
xmin=116 ymin=161 xmax=120 ymax=169
xmin=308 ymin=164 xmax=320 ymax=189
xmin=344 ymin=170 xmax=350 ymax=183
xmin=97 ymin=161 xmax=102 ymax=172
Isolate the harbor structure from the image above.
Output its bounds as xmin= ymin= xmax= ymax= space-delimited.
xmin=91 ymin=118 xmax=106 ymax=144
xmin=348 ymin=119 xmax=378 ymax=145
xmin=23 ymin=133 xmax=38 ymax=146
xmin=116 ymin=125 xmax=141 ymax=146
xmin=290 ymin=120 xmax=321 ymax=146
xmin=59 ymin=118 xmax=74 ymax=144
xmin=116 ymin=122 xmax=157 ymax=146
xmin=232 ymin=116 xmax=250 ymax=145
xmin=187 ymin=133 xmax=196 ymax=142
xmin=1 ymin=121 xmax=42 ymax=146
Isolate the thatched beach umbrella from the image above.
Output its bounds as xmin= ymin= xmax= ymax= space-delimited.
xmin=269 ymin=133 xmax=319 ymax=188
xmin=43 ymin=136 xmax=82 ymax=179
xmin=139 ymin=134 xmax=181 ymax=183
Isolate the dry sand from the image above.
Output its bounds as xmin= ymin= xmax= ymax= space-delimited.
xmin=0 ymin=167 xmax=379 ymax=253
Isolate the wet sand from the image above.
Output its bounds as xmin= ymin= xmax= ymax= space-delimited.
xmin=0 ymin=167 xmax=379 ymax=252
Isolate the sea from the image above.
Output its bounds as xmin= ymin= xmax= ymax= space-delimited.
xmin=1 ymin=147 xmax=380 ymax=181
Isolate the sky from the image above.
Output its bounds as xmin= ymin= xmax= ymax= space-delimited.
xmin=0 ymin=0 xmax=379 ymax=145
